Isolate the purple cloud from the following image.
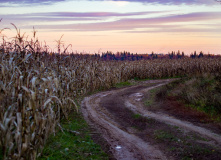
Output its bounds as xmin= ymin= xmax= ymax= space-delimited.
xmin=0 ymin=0 xmax=66 ymax=7
xmin=0 ymin=0 xmax=65 ymax=4
xmin=1 ymin=11 xmax=167 ymax=24
xmin=118 ymin=12 xmax=221 ymax=25
xmin=22 ymin=12 xmax=221 ymax=33
xmin=1 ymin=0 xmax=219 ymax=6
xmin=40 ymin=11 xmax=163 ymax=17
xmin=0 ymin=11 xmax=162 ymax=24
xmin=104 ymin=0 xmax=217 ymax=5
xmin=124 ymin=28 xmax=221 ymax=33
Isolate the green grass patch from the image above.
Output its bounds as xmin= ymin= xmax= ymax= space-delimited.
xmin=169 ymin=147 xmax=176 ymax=151
xmin=154 ymin=130 xmax=178 ymax=142
xmin=114 ymin=81 xmax=132 ymax=88
xmin=144 ymin=99 xmax=153 ymax=107
xmin=38 ymin=112 xmax=109 ymax=160
xmin=133 ymin=113 xmax=142 ymax=119
xmin=144 ymin=88 xmax=160 ymax=107
xmin=180 ymin=145 xmax=215 ymax=160
xmin=133 ymin=76 xmax=181 ymax=81
xmin=192 ymin=133 xmax=208 ymax=142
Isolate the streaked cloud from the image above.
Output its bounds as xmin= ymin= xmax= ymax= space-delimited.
xmin=36 ymin=11 xmax=160 ymax=17
xmin=24 ymin=12 xmax=221 ymax=33
xmin=0 ymin=0 xmax=65 ymax=5
xmin=104 ymin=0 xmax=218 ymax=5
xmin=0 ymin=0 xmax=219 ymax=6
xmin=0 ymin=11 xmax=163 ymax=24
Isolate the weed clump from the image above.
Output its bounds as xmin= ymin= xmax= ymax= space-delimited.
xmin=182 ymin=73 xmax=221 ymax=115
xmin=161 ymin=73 xmax=221 ymax=118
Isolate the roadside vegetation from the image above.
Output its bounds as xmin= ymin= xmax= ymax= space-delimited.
xmin=155 ymin=73 xmax=221 ymax=121
xmin=178 ymin=74 xmax=221 ymax=118
xmin=0 ymin=21 xmax=221 ymax=159
xmin=38 ymin=110 xmax=109 ymax=160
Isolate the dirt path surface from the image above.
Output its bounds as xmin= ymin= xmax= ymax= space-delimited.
xmin=81 ymin=79 xmax=221 ymax=160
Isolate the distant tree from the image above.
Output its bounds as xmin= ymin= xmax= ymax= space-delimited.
xmin=198 ymin=51 xmax=204 ymax=58
xmin=112 ymin=54 xmax=116 ymax=60
xmin=151 ymin=51 xmax=154 ymax=58
xmin=182 ymin=51 xmax=185 ymax=58
xmin=169 ymin=51 xmax=174 ymax=59
xmin=190 ymin=51 xmax=197 ymax=58
xmin=177 ymin=50 xmax=182 ymax=59
xmin=172 ymin=51 xmax=175 ymax=59
xmin=194 ymin=51 xmax=197 ymax=58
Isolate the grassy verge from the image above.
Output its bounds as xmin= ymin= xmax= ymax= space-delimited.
xmin=159 ymin=73 xmax=221 ymax=120
xmin=133 ymin=76 xmax=181 ymax=81
xmin=142 ymin=73 xmax=221 ymax=121
xmin=113 ymin=80 xmax=137 ymax=88
xmin=144 ymin=87 xmax=160 ymax=107
xmin=113 ymin=76 xmax=180 ymax=89
xmin=38 ymin=111 xmax=109 ymax=160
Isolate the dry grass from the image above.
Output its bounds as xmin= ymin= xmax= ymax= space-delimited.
xmin=0 ymin=23 xmax=221 ymax=159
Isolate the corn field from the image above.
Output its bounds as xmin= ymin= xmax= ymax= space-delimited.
xmin=0 ymin=24 xmax=221 ymax=159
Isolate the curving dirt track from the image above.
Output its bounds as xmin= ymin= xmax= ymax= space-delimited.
xmin=81 ymin=79 xmax=221 ymax=160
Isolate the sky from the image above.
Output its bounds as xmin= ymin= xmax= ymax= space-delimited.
xmin=0 ymin=0 xmax=221 ymax=54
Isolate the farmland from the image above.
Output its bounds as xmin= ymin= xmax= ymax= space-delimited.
xmin=0 ymin=24 xmax=221 ymax=159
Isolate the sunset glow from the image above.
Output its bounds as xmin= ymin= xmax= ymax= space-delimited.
xmin=0 ymin=0 xmax=221 ymax=54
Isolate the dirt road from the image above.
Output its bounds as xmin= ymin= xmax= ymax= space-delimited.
xmin=81 ymin=79 xmax=221 ymax=160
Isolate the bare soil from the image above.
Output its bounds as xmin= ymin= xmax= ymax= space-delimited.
xmin=81 ymin=79 xmax=221 ymax=160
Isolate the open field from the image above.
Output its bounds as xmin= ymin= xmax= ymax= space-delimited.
xmin=0 ymin=24 xmax=221 ymax=159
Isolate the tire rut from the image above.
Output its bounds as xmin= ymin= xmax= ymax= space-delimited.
xmin=81 ymin=79 xmax=221 ymax=159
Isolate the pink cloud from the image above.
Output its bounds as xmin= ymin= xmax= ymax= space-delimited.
xmin=0 ymin=0 xmax=218 ymax=7
xmin=26 ymin=12 xmax=221 ymax=33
